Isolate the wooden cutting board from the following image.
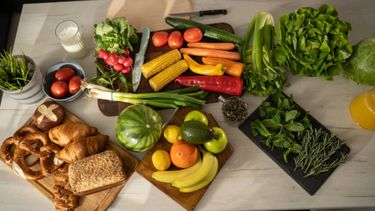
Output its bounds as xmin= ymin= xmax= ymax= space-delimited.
xmin=0 ymin=101 xmax=139 ymax=211
xmin=97 ymin=23 xmax=236 ymax=116
xmin=106 ymin=0 xmax=192 ymax=31
xmin=136 ymin=107 xmax=234 ymax=211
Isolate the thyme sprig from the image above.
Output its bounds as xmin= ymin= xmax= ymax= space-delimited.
xmin=294 ymin=126 xmax=348 ymax=177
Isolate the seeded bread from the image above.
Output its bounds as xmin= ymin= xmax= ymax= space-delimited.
xmin=68 ymin=150 xmax=126 ymax=195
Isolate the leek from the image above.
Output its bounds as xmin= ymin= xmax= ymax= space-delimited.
xmin=81 ymin=81 xmax=206 ymax=109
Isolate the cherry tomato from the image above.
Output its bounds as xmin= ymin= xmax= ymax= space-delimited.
xmin=68 ymin=76 xmax=81 ymax=94
xmin=183 ymin=27 xmax=203 ymax=43
xmin=51 ymin=81 xmax=68 ymax=98
xmin=55 ymin=67 xmax=76 ymax=82
xmin=98 ymin=49 xmax=109 ymax=60
xmin=113 ymin=63 xmax=124 ymax=72
xmin=168 ymin=31 xmax=184 ymax=49
xmin=152 ymin=31 xmax=169 ymax=47
xmin=123 ymin=57 xmax=133 ymax=67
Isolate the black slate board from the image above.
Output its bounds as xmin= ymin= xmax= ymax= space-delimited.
xmin=238 ymin=92 xmax=350 ymax=195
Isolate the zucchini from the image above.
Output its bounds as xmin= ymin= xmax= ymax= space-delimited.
xmin=165 ymin=17 xmax=243 ymax=45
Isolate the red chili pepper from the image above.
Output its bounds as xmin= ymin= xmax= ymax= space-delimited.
xmin=175 ymin=75 xmax=243 ymax=96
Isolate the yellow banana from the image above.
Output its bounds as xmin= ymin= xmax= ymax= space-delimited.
xmin=172 ymin=150 xmax=215 ymax=189
xmin=179 ymin=155 xmax=218 ymax=193
xmin=152 ymin=159 xmax=202 ymax=183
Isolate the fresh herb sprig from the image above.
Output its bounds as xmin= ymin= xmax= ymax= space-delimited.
xmin=91 ymin=62 xmax=129 ymax=92
xmin=294 ymin=126 xmax=348 ymax=177
xmin=251 ymin=92 xmax=310 ymax=162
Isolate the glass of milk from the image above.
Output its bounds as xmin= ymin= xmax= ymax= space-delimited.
xmin=55 ymin=20 xmax=88 ymax=59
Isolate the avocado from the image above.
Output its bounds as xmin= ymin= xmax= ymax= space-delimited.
xmin=180 ymin=120 xmax=214 ymax=144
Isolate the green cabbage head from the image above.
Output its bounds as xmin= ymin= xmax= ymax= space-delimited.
xmin=344 ymin=38 xmax=375 ymax=85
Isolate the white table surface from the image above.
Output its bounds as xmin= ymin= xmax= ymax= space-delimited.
xmin=1 ymin=0 xmax=375 ymax=210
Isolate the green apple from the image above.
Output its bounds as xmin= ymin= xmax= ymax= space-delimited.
xmin=203 ymin=127 xmax=228 ymax=154
xmin=184 ymin=110 xmax=208 ymax=125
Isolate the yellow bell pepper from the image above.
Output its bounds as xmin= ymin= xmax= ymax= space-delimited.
xmin=183 ymin=54 xmax=224 ymax=76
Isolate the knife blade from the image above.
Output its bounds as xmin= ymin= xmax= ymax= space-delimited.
xmin=132 ymin=27 xmax=150 ymax=92
xmin=162 ymin=108 xmax=179 ymax=130
xmin=169 ymin=9 xmax=227 ymax=17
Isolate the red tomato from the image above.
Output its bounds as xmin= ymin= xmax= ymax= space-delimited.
xmin=183 ymin=27 xmax=203 ymax=43
xmin=168 ymin=31 xmax=184 ymax=49
xmin=55 ymin=67 xmax=76 ymax=82
xmin=51 ymin=81 xmax=68 ymax=98
xmin=152 ymin=31 xmax=169 ymax=47
xmin=123 ymin=57 xmax=133 ymax=67
xmin=68 ymin=76 xmax=81 ymax=94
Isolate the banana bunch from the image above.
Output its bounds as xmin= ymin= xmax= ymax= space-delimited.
xmin=151 ymin=149 xmax=218 ymax=193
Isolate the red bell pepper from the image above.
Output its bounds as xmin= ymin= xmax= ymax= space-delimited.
xmin=175 ymin=75 xmax=243 ymax=96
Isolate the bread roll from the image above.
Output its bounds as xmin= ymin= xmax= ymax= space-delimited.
xmin=68 ymin=150 xmax=126 ymax=195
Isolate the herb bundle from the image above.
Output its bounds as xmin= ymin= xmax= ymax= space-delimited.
xmin=250 ymin=92 xmax=310 ymax=162
xmin=294 ymin=126 xmax=347 ymax=177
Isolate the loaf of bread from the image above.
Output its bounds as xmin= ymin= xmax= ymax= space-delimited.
xmin=68 ymin=150 xmax=126 ymax=195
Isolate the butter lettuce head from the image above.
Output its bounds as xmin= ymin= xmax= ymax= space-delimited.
xmin=275 ymin=4 xmax=352 ymax=80
xmin=344 ymin=38 xmax=375 ymax=85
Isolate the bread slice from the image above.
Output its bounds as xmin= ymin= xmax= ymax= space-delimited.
xmin=68 ymin=150 xmax=126 ymax=195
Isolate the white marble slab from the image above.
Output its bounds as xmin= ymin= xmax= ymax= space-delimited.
xmin=1 ymin=0 xmax=375 ymax=210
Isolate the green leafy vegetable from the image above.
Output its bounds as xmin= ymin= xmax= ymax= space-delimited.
xmin=91 ymin=62 xmax=129 ymax=92
xmin=250 ymin=92 xmax=309 ymax=162
xmin=94 ymin=17 xmax=138 ymax=54
xmin=242 ymin=12 xmax=287 ymax=96
xmin=294 ymin=126 xmax=348 ymax=177
xmin=344 ymin=38 xmax=375 ymax=85
xmin=275 ymin=4 xmax=352 ymax=79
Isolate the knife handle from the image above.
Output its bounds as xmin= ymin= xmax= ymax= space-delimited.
xmin=199 ymin=9 xmax=227 ymax=17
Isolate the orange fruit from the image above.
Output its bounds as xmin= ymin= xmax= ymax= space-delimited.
xmin=170 ymin=141 xmax=199 ymax=169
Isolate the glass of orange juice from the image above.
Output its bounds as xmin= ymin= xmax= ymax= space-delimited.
xmin=350 ymin=89 xmax=375 ymax=130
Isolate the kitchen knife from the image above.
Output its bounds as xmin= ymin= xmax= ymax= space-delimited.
xmin=132 ymin=27 xmax=150 ymax=92
xmin=169 ymin=9 xmax=227 ymax=17
xmin=162 ymin=108 xmax=179 ymax=130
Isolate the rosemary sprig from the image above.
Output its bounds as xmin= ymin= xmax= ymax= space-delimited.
xmin=294 ymin=126 xmax=348 ymax=177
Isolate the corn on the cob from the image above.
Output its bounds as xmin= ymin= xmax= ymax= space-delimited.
xmin=141 ymin=49 xmax=181 ymax=79
xmin=149 ymin=60 xmax=188 ymax=92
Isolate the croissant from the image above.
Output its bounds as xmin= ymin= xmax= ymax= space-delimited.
xmin=48 ymin=123 xmax=97 ymax=147
xmin=56 ymin=134 xmax=108 ymax=163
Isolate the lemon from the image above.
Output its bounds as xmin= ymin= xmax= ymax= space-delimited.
xmin=152 ymin=149 xmax=171 ymax=171
xmin=163 ymin=124 xmax=181 ymax=144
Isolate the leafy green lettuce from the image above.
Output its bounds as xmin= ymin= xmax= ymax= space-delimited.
xmin=94 ymin=17 xmax=138 ymax=54
xmin=275 ymin=4 xmax=352 ymax=80
xmin=344 ymin=38 xmax=375 ymax=85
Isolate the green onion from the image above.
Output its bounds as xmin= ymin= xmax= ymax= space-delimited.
xmin=81 ymin=81 xmax=206 ymax=109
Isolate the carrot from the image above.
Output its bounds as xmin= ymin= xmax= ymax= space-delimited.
xmin=187 ymin=42 xmax=236 ymax=50
xmin=180 ymin=48 xmax=241 ymax=61
xmin=202 ymin=57 xmax=245 ymax=78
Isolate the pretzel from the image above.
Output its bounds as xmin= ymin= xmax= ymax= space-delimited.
xmin=0 ymin=137 xmax=20 ymax=165
xmin=18 ymin=132 xmax=49 ymax=157
xmin=14 ymin=125 xmax=40 ymax=139
xmin=9 ymin=131 xmax=63 ymax=180
xmin=40 ymin=143 xmax=64 ymax=175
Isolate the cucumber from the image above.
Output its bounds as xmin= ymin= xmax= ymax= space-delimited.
xmin=165 ymin=17 xmax=243 ymax=45
xmin=180 ymin=120 xmax=214 ymax=144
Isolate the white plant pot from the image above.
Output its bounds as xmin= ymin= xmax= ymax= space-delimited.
xmin=1 ymin=57 xmax=45 ymax=104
